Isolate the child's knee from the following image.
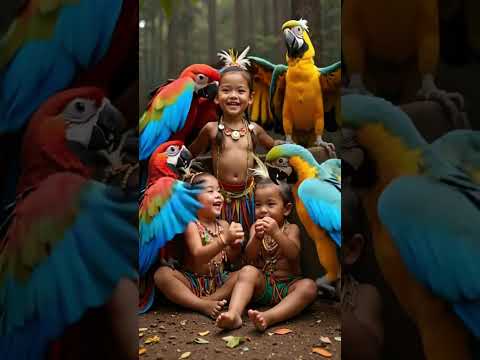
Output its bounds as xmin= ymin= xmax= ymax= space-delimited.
xmin=153 ymin=266 xmax=171 ymax=288
xmin=238 ymin=265 xmax=261 ymax=282
xmin=299 ymin=279 xmax=318 ymax=301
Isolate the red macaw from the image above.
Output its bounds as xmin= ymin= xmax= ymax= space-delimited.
xmin=139 ymin=64 xmax=220 ymax=160
xmin=138 ymin=140 xmax=203 ymax=313
xmin=0 ymin=87 xmax=137 ymax=360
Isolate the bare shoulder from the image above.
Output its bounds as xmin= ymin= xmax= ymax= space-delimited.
xmin=285 ymin=222 xmax=300 ymax=236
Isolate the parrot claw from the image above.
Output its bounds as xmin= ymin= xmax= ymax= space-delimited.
xmin=316 ymin=276 xmax=340 ymax=300
xmin=98 ymin=129 xmax=136 ymax=167
xmin=315 ymin=137 xmax=337 ymax=158
xmin=416 ymin=88 xmax=469 ymax=129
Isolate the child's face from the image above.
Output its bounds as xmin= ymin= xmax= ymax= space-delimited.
xmin=255 ymin=184 xmax=291 ymax=225
xmin=215 ymin=72 xmax=253 ymax=117
xmin=197 ymin=175 xmax=224 ymax=219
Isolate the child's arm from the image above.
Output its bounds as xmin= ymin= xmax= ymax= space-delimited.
xmin=244 ymin=222 xmax=263 ymax=263
xmin=261 ymin=217 xmax=301 ymax=260
xmin=253 ymin=124 xmax=284 ymax=150
xmin=184 ymin=222 xmax=227 ymax=264
xmin=188 ymin=122 xmax=214 ymax=157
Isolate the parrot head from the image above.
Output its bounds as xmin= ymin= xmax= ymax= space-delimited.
xmin=147 ymin=140 xmax=193 ymax=184
xmin=282 ymin=19 xmax=315 ymax=60
xmin=18 ymin=87 xmax=126 ymax=192
xmin=180 ymin=64 xmax=221 ymax=100
xmin=265 ymin=144 xmax=319 ymax=185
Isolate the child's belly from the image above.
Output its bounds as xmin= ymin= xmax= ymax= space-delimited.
xmin=213 ymin=149 xmax=255 ymax=185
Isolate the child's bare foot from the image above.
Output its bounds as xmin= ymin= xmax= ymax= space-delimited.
xmin=248 ymin=309 xmax=269 ymax=332
xmin=215 ymin=311 xmax=242 ymax=330
xmin=200 ymin=299 xmax=227 ymax=319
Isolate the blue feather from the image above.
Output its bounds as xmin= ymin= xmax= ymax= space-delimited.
xmin=0 ymin=176 xmax=137 ymax=359
xmin=0 ymin=0 xmax=123 ymax=133
xmin=139 ymin=82 xmax=194 ymax=160
xmin=139 ymin=181 xmax=203 ymax=275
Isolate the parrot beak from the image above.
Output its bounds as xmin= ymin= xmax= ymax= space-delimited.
xmin=167 ymin=145 xmax=193 ymax=174
xmin=197 ymin=81 xmax=219 ymax=100
xmin=89 ymin=101 xmax=124 ymax=152
xmin=267 ymin=163 xmax=296 ymax=184
xmin=283 ymin=29 xmax=307 ymax=58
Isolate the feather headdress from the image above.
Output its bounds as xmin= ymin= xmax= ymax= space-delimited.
xmin=217 ymin=46 xmax=251 ymax=72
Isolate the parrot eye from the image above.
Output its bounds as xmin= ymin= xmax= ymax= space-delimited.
xmin=75 ymin=101 xmax=86 ymax=113
xmin=166 ymin=145 xmax=180 ymax=156
xmin=293 ymin=26 xmax=303 ymax=36
xmin=196 ymin=74 xmax=208 ymax=84
xmin=276 ymin=157 xmax=289 ymax=167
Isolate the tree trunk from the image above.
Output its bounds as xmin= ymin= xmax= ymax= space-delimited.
xmin=248 ymin=0 xmax=256 ymax=49
xmin=167 ymin=7 xmax=179 ymax=77
xmin=234 ymin=0 xmax=243 ymax=50
xmin=208 ymin=0 xmax=217 ymax=64
xmin=262 ymin=0 xmax=270 ymax=38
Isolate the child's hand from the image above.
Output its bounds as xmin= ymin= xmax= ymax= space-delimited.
xmin=254 ymin=220 xmax=265 ymax=239
xmin=260 ymin=217 xmax=280 ymax=236
xmin=224 ymin=222 xmax=244 ymax=245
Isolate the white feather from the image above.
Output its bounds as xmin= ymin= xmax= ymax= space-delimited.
xmin=298 ymin=18 xmax=309 ymax=32
xmin=217 ymin=46 xmax=251 ymax=71
xmin=249 ymin=153 xmax=269 ymax=179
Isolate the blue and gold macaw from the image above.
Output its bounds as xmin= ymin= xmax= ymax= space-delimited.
xmin=247 ymin=19 xmax=341 ymax=153
xmin=265 ymin=144 xmax=341 ymax=292
xmin=342 ymin=93 xmax=478 ymax=359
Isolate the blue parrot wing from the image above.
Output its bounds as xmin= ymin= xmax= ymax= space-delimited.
xmin=139 ymin=78 xmax=195 ymax=160
xmin=378 ymin=175 xmax=480 ymax=336
xmin=298 ymin=177 xmax=341 ymax=247
xmin=0 ymin=173 xmax=137 ymax=359
xmin=138 ymin=178 xmax=203 ymax=275
xmin=0 ymin=0 xmax=123 ymax=133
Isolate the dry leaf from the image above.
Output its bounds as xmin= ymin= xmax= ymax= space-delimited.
xmin=179 ymin=352 xmax=191 ymax=359
xmin=139 ymin=348 xmax=147 ymax=355
xmin=273 ymin=328 xmax=293 ymax=335
xmin=194 ymin=337 xmax=209 ymax=344
xmin=267 ymin=332 xmax=274 ymax=336
xmin=144 ymin=335 xmax=160 ymax=345
xmin=139 ymin=328 xmax=148 ymax=332
xmin=139 ymin=333 xmax=144 ymax=338
xmin=222 ymin=335 xmax=244 ymax=348
xmin=180 ymin=320 xmax=187 ymax=326
xmin=312 ymin=347 xmax=332 ymax=357
xmin=198 ymin=330 xmax=210 ymax=336
xmin=320 ymin=336 xmax=331 ymax=344
xmin=334 ymin=336 xmax=341 ymax=342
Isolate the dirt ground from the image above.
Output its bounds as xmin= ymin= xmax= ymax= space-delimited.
xmin=138 ymin=299 xmax=341 ymax=360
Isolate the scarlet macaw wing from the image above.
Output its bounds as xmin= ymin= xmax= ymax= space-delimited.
xmin=0 ymin=0 xmax=124 ymax=133
xmin=247 ymin=56 xmax=275 ymax=128
xmin=298 ymin=176 xmax=341 ymax=247
xmin=318 ymin=61 xmax=342 ymax=113
xmin=138 ymin=177 xmax=203 ymax=275
xmin=139 ymin=77 xmax=195 ymax=160
xmin=378 ymin=174 xmax=480 ymax=337
xmin=0 ymin=172 xmax=137 ymax=359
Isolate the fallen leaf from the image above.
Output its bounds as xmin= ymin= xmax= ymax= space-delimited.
xmin=180 ymin=320 xmax=187 ymax=326
xmin=273 ymin=328 xmax=293 ymax=335
xmin=139 ymin=348 xmax=147 ymax=355
xmin=320 ymin=336 xmax=331 ymax=344
xmin=144 ymin=335 xmax=160 ymax=345
xmin=267 ymin=332 xmax=274 ymax=336
xmin=198 ymin=330 xmax=210 ymax=336
xmin=222 ymin=335 xmax=244 ymax=348
xmin=312 ymin=347 xmax=332 ymax=357
xmin=139 ymin=328 xmax=148 ymax=332
xmin=334 ymin=336 xmax=341 ymax=342
xmin=139 ymin=333 xmax=144 ymax=338
xmin=194 ymin=337 xmax=209 ymax=344
xmin=179 ymin=352 xmax=191 ymax=359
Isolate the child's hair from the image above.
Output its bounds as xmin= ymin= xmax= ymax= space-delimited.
xmin=254 ymin=177 xmax=292 ymax=205
xmin=220 ymin=66 xmax=253 ymax=91
xmin=187 ymin=171 xmax=216 ymax=186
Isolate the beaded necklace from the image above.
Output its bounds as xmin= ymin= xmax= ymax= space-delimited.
xmin=260 ymin=221 xmax=288 ymax=273
xmin=194 ymin=220 xmax=227 ymax=282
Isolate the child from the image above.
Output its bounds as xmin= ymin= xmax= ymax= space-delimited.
xmin=154 ymin=172 xmax=244 ymax=318
xmin=189 ymin=47 xmax=281 ymax=232
xmin=341 ymin=185 xmax=383 ymax=360
xmin=215 ymin=178 xmax=317 ymax=331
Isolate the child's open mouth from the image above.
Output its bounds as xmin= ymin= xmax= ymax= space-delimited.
xmin=213 ymin=200 xmax=223 ymax=211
